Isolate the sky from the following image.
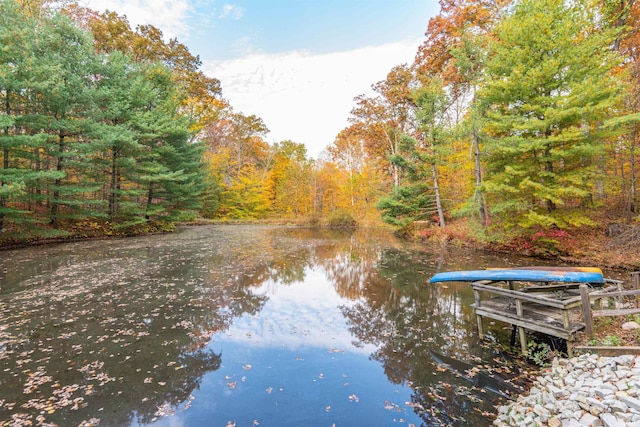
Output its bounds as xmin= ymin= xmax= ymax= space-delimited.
xmin=81 ymin=0 xmax=440 ymax=158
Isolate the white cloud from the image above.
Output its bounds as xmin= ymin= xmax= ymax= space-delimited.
xmin=81 ymin=0 xmax=198 ymax=40
xmin=203 ymin=39 xmax=421 ymax=158
xmin=220 ymin=3 xmax=244 ymax=19
xmin=216 ymin=268 xmax=376 ymax=354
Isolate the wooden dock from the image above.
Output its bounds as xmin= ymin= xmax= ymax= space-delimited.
xmin=471 ymin=280 xmax=621 ymax=357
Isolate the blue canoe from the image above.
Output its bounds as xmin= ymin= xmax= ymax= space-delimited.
xmin=429 ymin=268 xmax=605 ymax=284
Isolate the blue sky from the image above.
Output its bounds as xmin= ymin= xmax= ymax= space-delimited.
xmin=82 ymin=0 xmax=440 ymax=157
xmin=185 ymin=1 xmax=439 ymax=60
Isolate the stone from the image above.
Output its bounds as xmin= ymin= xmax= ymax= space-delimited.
xmin=548 ymin=418 xmax=562 ymax=427
xmin=621 ymin=395 xmax=640 ymax=412
xmin=600 ymin=413 xmax=627 ymax=427
xmin=595 ymin=388 xmax=614 ymax=399
xmin=493 ymin=355 xmax=640 ymax=426
xmin=579 ymin=412 xmax=599 ymax=425
xmin=621 ymin=321 xmax=640 ymax=330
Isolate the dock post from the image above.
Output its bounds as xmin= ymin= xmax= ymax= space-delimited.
xmin=515 ymin=299 xmax=527 ymax=354
xmin=633 ymin=272 xmax=640 ymax=308
xmin=473 ymin=289 xmax=484 ymax=339
xmin=580 ymin=284 xmax=593 ymax=338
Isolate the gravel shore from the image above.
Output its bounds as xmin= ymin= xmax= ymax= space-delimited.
xmin=494 ymin=354 xmax=640 ymax=427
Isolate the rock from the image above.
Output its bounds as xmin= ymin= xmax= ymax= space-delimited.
xmin=493 ymin=355 xmax=640 ymax=426
xmin=621 ymin=321 xmax=640 ymax=330
xmin=600 ymin=413 xmax=626 ymax=427
xmin=579 ymin=412 xmax=599 ymax=425
xmin=621 ymin=395 xmax=640 ymax=412
xmin=548 ymin=418 xmax=562 ymax=427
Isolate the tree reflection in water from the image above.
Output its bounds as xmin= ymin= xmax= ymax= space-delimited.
xmin=0 ymin=230 xmax=271 ymax=426
xmin=336 ymin=245 xmax=521 ymax=426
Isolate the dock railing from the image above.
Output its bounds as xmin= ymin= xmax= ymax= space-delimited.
xmin=581 ymin=272 xmax=640 ymax=338
xmin=472 ymin=281 xmax=590 ymax=356
xmin=472 ymin=278 xmax=624 ymax=357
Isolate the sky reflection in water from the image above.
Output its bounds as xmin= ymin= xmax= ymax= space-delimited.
xmin=0 ymin=226 xmax=539 ymax=426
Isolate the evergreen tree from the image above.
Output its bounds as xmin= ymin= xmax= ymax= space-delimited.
xmin=91 ymin=51 xmax=146 ymax=223
xmin=29 ymin=11 xmax=102 ymax=226
xmin=377 ymin=135 xmax=438 ymax=227
xmin=0 ymin=1 xmax=63 ymax=235
xmin=477 ymin=0 xmax=626 ymax=230
xmin=128 ymin=64 xmax=201 ymax=225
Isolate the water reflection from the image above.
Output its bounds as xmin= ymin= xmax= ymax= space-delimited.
xmin=0 ymin=226 xmax=546 ymax=426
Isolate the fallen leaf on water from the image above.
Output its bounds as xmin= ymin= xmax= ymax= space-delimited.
xmin=405 ymin=402 xmax=424 ymax=410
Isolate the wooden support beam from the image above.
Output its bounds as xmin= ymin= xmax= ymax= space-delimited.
xmin=473 ymin=289 xmax=484 ymax=339
xmin=580 ymin=284 xmax=593 ymax=338
xmin=515 ymin=299 xmax=527 ymax=354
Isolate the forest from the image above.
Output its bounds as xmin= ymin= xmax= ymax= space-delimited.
xmin=1 ymin=0 xmax=639 ymax=249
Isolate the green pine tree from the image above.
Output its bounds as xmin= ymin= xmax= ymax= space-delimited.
xmin=477 ymin=0 xmax=626 ymax=230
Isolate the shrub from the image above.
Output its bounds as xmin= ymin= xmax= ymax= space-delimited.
xmin=325 ymin=209 xmax=359 ymax=228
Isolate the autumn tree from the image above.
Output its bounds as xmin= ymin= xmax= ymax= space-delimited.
xmin=203 ymin=112 xmax=271 ymax=219
xmin=269 ymin=140 xmax=312 ymax=218
xmin=349 ymin=65 xmax=417 ymax=188
xmin=328 ymin=126 xmax=367 ymax=208
xmin=414 ymin=0 xmax=509 ymax=227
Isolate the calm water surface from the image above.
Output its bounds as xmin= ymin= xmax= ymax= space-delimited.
xmin=0 ymin=226 xmax=575 ymax=426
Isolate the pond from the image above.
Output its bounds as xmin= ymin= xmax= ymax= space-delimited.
xmin=0 ymin=225 xmax=576 ymax=426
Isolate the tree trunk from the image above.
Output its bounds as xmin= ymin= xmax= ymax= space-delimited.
xmin=628 ymin=127 xmax=637 ymax=224
xmin=545 ymin=147 xmax=556 ymax=213
xmin=0 ymin=89 xmax=9 ymax=232
xmin=431 ymin=163 xmax=446 ymax=228
xmin=145 ymin=182 xmax=153 ymax=220
xmin=50 ymin=131 xmax=65 ymax=225
xmin=473 ymin=128 xmax=488 ymax=227
xmin=109 ymin=147 xmax=118 ymax=222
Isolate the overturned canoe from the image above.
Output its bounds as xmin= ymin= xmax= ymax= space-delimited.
xmin=429 ymin=268 xmax=604 ymax=284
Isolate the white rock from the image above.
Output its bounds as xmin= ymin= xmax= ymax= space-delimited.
xmin=579 ymin=412 xmax=599 ymax=425
xmin=600 ymin=413 xmax=626 ymax=427
xmin=621 ymin=395 xmax=640 ymax=412
xmin=621 ymin=321 xmax=640 ymax=330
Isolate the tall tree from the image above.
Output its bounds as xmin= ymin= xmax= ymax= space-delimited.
xmin=91 ymin=52 xmax=145 ymax=222
xmin=29 ymin=11 xmax=101 ymax=226
xmin=413 ymin=77 xmax=453 ymax=228
xmin=203 ymin=112 xmax=271 ymax=219
xmin=349 ymin=65 xmax=417 ymax=188
xmin=476 ymin=0 xmax=627 ymax=230
xmin=415 ymin=0 xmax=508 ymax=228
xmin=269 ymin=140 xmax=311 ymax=217
xmin=0 ymin=1 xmax=59 ymax=233
xmin=329 ymin=127 xmax=367 ymax=208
